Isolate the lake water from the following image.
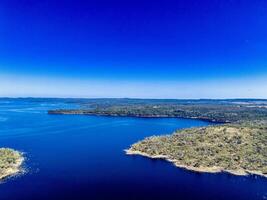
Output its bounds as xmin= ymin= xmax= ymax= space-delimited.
xmin=0 ymin=99 xmax=266 ymax=200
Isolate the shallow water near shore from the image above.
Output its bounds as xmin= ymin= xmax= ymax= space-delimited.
xmin=0 ymin=99 xmax=266 ymax=200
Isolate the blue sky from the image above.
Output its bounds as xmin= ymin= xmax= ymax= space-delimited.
xmin=0 ymin=0 xmax=267 ymax=98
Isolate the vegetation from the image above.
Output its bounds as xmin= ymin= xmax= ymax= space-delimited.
xmin=0 ymin=148 xmax=24 ymax=180
xmin=126 ymin=122 xmax=267 ymax=177
xmin=48 ymin=99 xmax=267 ymax=123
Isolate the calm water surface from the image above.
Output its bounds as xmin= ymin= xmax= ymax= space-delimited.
xmin=0 ymin=99 xmax=266 ymax=200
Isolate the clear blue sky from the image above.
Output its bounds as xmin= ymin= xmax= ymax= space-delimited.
xmin=1 ymin=0 xmax=267 ymax=98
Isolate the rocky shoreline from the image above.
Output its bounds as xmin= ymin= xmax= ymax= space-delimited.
xmin=0 ymin=148 xmax=24 ymax=180
xmin=125 ymin=149 xmax=267 ymax=178
xmin=125 ymin=124 xmax=267 ymax=178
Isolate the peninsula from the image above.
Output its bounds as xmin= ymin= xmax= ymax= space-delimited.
xmin=48 ymin=99 xmax=267 ymax=123
xmin=0 ymin=148 xmax=24 ymax=180
xmin=126 ymin=121 xmax=267 ymax=177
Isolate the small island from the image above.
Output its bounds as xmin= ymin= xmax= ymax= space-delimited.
xmin=0 ymin=148 xmax=24 ymax=180
xmin=126 ymin=122 xmax=267 ymax=177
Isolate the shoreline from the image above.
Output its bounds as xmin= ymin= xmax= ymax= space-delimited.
xmin=125 ymin=149 xmax=267 ymax=178
xmin=48 ymin=111 xmax=229 ymax=124
xmin=0 ymin=151 xmax=25 ymax=180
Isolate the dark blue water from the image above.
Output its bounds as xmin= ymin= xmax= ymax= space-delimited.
xmin=0 ymin=99 xmax=266 ymax=200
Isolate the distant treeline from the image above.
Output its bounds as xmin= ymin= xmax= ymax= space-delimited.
xmin=48 ymin=99 xmax=267 ymax=123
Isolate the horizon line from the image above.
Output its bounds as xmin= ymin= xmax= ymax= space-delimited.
xmin=1 ymin=97 xmax=267 ymax=101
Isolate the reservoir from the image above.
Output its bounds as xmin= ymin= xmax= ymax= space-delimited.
xmin=0 ymin=99 xmax=266 ymax=200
